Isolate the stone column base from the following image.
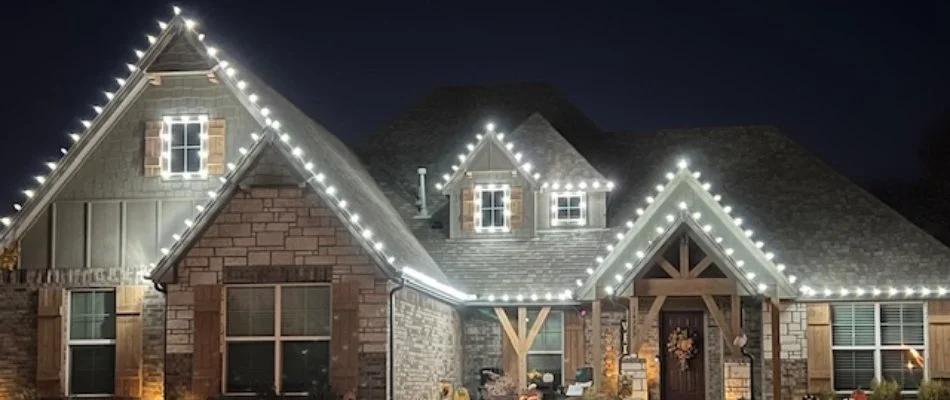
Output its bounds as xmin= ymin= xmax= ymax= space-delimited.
xmin=724 ymin=361 xmax=752 ymax=400
xmin=620 ymin=357 xmax=648 ymax=400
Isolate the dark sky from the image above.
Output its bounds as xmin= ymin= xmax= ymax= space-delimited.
xmin=0 ymin=1 xmax=946 ymax=205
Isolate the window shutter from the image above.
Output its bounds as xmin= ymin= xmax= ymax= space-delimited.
xmin=36 ymin=287 xmax=65 ymax=398
xmin=115 ymin=286 xmax=144 ymax=397
xmin=193 ymin=285 xmax=222 ymax=397
xmin=563 ymin=310 xmax=585 ymax=384
xmin=144 ymin=121 xmax=163 ymax=177
xmin=501 ymin=329 xmax=518 ymax=378
xmin=206 ymin=118 xmax=226 ymax=176
xmin=461 ymin=188 xmax=475 ymax=232
xmin=806 ymin=303 xmax=832 ymax=392
xmin=928 ymin=300 xmax=950 ymax=379
xmin=331 ymin=281 xmax=360 ymax=396
xmin=509 ymin=187 xmax=524 ymax=231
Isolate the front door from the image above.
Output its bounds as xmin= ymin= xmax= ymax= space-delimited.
xmin=660 ymin=311 xmax=705 ymax=400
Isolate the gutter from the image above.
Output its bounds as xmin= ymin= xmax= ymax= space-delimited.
xmin=388 ymin=278 xmax=405 ymax=400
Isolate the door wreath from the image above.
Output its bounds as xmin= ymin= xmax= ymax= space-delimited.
xmin=666 ymin=327 xmax=699 ymax=371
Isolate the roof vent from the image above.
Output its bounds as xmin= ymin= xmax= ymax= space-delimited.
xmin=414 ymin=167 xmax=430 ymax=219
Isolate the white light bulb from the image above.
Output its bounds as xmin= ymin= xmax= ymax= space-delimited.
xmin=636 ymin=208 xmax=644 ymax=216
xmin=45 ymin=162 xmax=56 ymax=171
xmin=703 ymin=224 xmax=712 ymax=232
xmin=501 ymin=294 xmax=509 ymax=302
xmin=81 ymin=120 xmax=92 ymax=128
xmin=723 ymin=206 xmax=732 ymax=213
xmin=23 ymin=190 xmax=34 ymax=198
xmin=35 ymin=176 xmax=46 ymax=184
xmin=545 ymin=292 xmax=552 ymax=301
xmin=1 ymin=217 xmax=11 ymax=226
xmin=745 ymin=272 xmax=756 ymax=280
xmin=586 ymin=268 xmax=594 ymax=275
xmin=665 ymin=172 xmax=675 ymax=180
xmin=326 ymin=186 xmax=336 ymax=195
xmin=104 ymin=91 xmax=114 ymax=100
xmin=656 ymin=184 xmax=665 ymax=192
xmin=626 ymin=220 xmax=634 ymax=228
xmin=776 ymin=263 xmax=786 ymax=272
xmin=576 ymin=279 xmax=583 ymax=287
xmin=13 ymin=203 xmax=22 ymax=211
xmin=615 ymin=274 xmax=623 ymax=282
xmin=486 ymin=122 xmax=495 ymax=132
xmin=207 ymin=191 xmax=217 ymax=199
xmin=69 ymin=133 xmax=80 ymax=142
xmin=292 ymin=147 xmax=303 ymax=157
xmin=350 ymin=214 xmax=360 ymax=223
xmin=725 ymin=248 xmax=734 ymax=256
xmin=734 ymin=217 xmax=743 ymax=226
xmin=636 ymin=251 xmax=644 ymax=258
xmin=692 ymin=212 xmax=702 ymax=220
xmin=765 ymin=252 xmax=774 ymax=260
xmin=788 ymin=275 xmax=797 ymax=283
xmin=173 ymin=5 xmax=181 ymax=15
xmin=184 ymin=19 xmax=196 ymax=30
xmin=757 ymin=283 xmax=767 ymax=292
xmin=625 ymin=262 xmax=633 ymax=269
xmin=135 ymin=49 xmax=145 ymax=59
xmin=665 ymin=214 xmax=674 ymax=222
xmin=702 ymin=182 xmax=711 ymax=191
xmin=184 ymin=219 xmax=194 ymax=227
xmin=361 ymin=229 xmax=373 ymax=239
xmin=249 ymin=94 xmax=258 ymax=103
xmin=315 ymin=173 xmax=325 ymax=183
xmin=677 ymin=159 xmax=688 ymax=169
xmin=115 ymin=77 xmax=126 ymax=86
xmin=237 ymin=80 xmax=247 ymax=90
xmin=226 ymin=67 xmax=236 ymax=77
xmin=595 ymin=256 xmax=604 ymax=264
xmin=655 ymin=226 xmax=665 ymax=234
xmin=207 ymin=47 xmax=218 ymax=57
xmin=604 ymin=286 xmax=614 ymax=295
xmin=646 ymin=197 xmax=654 ymax=204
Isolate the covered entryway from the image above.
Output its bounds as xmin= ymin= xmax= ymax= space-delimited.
xmin=660 ymin=311 xmax=705 ymax=400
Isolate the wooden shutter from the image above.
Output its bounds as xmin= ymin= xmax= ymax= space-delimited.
xmin=193 ymin=285 xmax=222 ymax=397
xmin=563 ymin=310 xmax=585 ymax=384
xmin=461 ymin=188 xmax=475 ymax=232
xmin=144 ymin=121 xmax=163 ymax=177
xmin=36 ymin=287 xmax=65 ymax=398
xmin=206 ymin=118 xmax=226 ymax=176
xmin=115 ymin=286 xmax=145 ymax=397
xmin=806 ymin=303 xmax=832 ymax=392
xmin=501 ymin=330 xmax=518 ymax=378
xmin=509 ymin=187 xmax=524 ymax=231
xmin=331 ymin=281 xmax=360 ymax=395
xmin=928 ymin=300 xmax=950 ymax=379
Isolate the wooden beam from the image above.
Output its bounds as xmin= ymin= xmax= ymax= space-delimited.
xmin=701 ymin=295 xmax=738 ymax=354
xmin=592 ymin=300 xmax=603 ymax=391
xmin=524 ymin=307 xmax=552 ymax=352
xmin=688 ymin=256 xmax=712 ymax=278
xmin=517 ymin=307 xmax=528 ymax=390
xmin=628 ymin=297 xmax=639 ymax=356
xmin=633 ymin=296 xmax=667 ymax=355
xmin=679 ymin=237 xmax=689 ymax=277
xmin=657 ymin=257 xmax=681 ymax=278
xmin=771 ymin=297 xmax=782 ymax=400
xmin=495 ymin=307 xmax=552 ymax=390
xmin=495 ymin=308 xmax=521 ymax=355
xmin=730 ymin=294 xmax=742 ymax=337
xmin=635 ymin=278 xmax=736 ymax=296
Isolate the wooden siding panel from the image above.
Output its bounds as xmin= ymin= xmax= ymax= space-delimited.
xmin=806 ymin=303 xmax=832 ymax=392
xmin=115 ymin=286 xmax=144 ymax=397
xmin=90 ymin=202 xmax=121 ymax=267
xmin=563 ymin=310 xmax=585 ymax=384
xmin=509 ymin=187 xmax=524 ymax=231
xmin=193 ymin=285 xmax=222 ymax=397
xmin=206 ymin=118 xmax=226 ymax=176
xmin=53 ymin=202 xmax=85 ymax=268
xmin=461 ymin=188 xmax=475 ymax=232
xmin=929 ymin=300 xmax=950 ymax=379
xmin=36 ymin=288 xmax=65 ymax=398
xmin=20 ymin=207 xmax=50 ymax=269
xmin=144 ymin=121 xmax=163 ymax=177
xmin=331 ymin=281 xmax=360 ymax=395
xmin=125 ymin=201 xmax=158 ymax=266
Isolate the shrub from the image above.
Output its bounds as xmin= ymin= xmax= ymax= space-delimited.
xmin=868 ymin=379 xmax=901 ymax=400
xmin=919 ymin=379 xmax=950 ymax=400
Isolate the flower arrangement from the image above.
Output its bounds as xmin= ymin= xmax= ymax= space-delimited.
xmin=483 ymin=371 xmax=518 ymax=399
xmin=527 ymin=370 xmax=543 ymax=384
xmin=666 ymin=327 xmax=699 ymax=371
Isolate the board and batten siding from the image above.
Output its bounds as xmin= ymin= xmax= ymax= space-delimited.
xmin=18 ymin=198 xmax=205 ymax=270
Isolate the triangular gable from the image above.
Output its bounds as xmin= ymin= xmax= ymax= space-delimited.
xmin=0 ymin=8 xmax=472 ymax=304
xmin=436 ymin=122 xmax=539 ymax=193
xmin=507 ymin=113 xmax=609 ymax=191
xmin=574 ymin=159 xmax=798 ymax=300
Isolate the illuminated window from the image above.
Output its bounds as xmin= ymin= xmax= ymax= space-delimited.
xmin=162 ymin=115 xmax=209 ymax=178
xmin=831 ymin=303 xmax=925 ymax=393
xmin=551 ymin=192 xmax=586 ymax=226
xmin=68 ymin=290 xmax=116 ymax=396
xmin=474 ymin=184 xmax=510 ymax=232
xmin=225 ymin=285 xmax=331 ymax=394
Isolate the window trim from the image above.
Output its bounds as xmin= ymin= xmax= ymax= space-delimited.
xmin=223 ymin=283 xmax=332 ymax=396
xmin=65 ymin=288 xmax=117 ymax=398
xmin=831 ymin=302 xmax=928 ymax=394
xmin=161 ymin=114 xmax=210 ymax=180
xmin=550 ymin=192 xmax=587 ymax=226
xmin=474 ymin=184 xmax=511 ymax=233
xmin=526 ymin=310 xmax=565 ymax=386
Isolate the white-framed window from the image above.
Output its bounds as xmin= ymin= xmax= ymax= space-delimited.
xmin=550 ymin=192 xmax=586 ymax=226
xmin=474 ymin=184 xmax=511 ymax=233
xmin=831 ymin=303 xmax=926 ymax=393
xmin=519 ymin=311 xmax=565 ymax=385
xmin=67 ymin=289 xmax=116 ymax=396
xmin=161 ymin=115 xmax=209 ymax=179
xmin=224 ymin=284 xmax=331 ymax=395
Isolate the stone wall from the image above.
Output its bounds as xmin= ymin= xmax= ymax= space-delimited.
xmin=165 ymin=184 xmax=390 ymax=398
xmin=0 ymin=287 xmax=35 ymax=398
xmin=724 ymin=361 xmax=752 ymax=400
xmin=393 ymin=288 xmax=463 ymax=400
xmin=461 ymin=309 xmax=502 ymax=393
xmin=762 ymin=302 xmax=808 ymax=400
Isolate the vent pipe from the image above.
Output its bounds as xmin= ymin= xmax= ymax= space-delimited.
xmin=416 ymin=167 xmax=429 ymax=218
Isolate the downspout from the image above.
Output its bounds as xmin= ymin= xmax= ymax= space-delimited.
xmin=152 ymin=281 xmax=169 ymax=398
xmin=388 ymin=278 xmax=406 ymax=400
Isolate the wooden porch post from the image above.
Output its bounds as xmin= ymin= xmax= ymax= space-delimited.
xmin=771 ymin=297 xmax=782 ymax=400
xmin=628 ymin=297 xmax=638 ymax=356
xmin=592 ymin=299 xmax=602 ymax=391
xmin=495 ymin=306 xmax=552 ymax=390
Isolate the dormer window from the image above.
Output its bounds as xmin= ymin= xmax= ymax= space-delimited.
xmin=551 ymin=192 xmax=586 ymax=226
xmin=161 ymin=115 xmax=209 ymax=179
xmin=475 ymin=184 xmax=510 ymax=233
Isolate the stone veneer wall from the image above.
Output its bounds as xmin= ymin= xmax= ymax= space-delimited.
xmin=393 ymin=288 xmax=463 ymax=400
xmin=762 ymin=302 xmax=808 ymax=400
xmin=0 ymin=272 xmax=165 ymax=399
xmin=461 ymin=309 xmax=502 ymax=394
xmin=164 ymin=185 xmax=390 ymax=398
xmin=724 ymin=361 xmax=752 ymax=400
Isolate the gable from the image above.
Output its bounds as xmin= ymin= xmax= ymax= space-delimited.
xmin=437 ymin=123 xmax=537 ymax=193
xmin=147 ymin=29 xmax=216 ymax=73
xmin=467 ymin=139 xmax=518 ymax=172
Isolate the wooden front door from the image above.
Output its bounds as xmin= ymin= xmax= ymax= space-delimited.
xmin=660 ymin=311 xmax=705 ymax=400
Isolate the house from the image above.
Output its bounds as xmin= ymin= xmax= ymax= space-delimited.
xmin=0 ymin=7 xmax=947 ymax=400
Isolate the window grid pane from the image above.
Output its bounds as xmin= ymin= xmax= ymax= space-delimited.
xmin=70 ymin=291 xmax=115 ymax=340
xmin=227 ymin=287 xmax=275 ymax=337
xmin=480 ymin=190 xmax=506 ymax=228
xmin=881 ymin=350 xmax=924 ymax=390
xmin=281 ymin=341 xmax=331 ymax=392
xmin=553 ymin=194 xmax=584 ymax=223
xmin=281 ymin=287 xmax=331 ymax=337
xmin=227 ymin=342 xmax=275 ymax=393
xmin=165 ymin=120 xmax=205 ymax=174
xmin=70 ymin=345 xmax=116 ymax=395
xmin=832 ymin=350 xmax=875 ymax=391
xmin=831 ymin=304 xmax=875 ymax=346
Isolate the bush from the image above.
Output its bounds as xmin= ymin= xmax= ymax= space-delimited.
xmin=868 ymin=379 xmax=901 ymax=400
xmin=919 ymin=379 xmax=950 ymax=400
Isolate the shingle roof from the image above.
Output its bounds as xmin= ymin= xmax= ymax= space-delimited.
xmin=507 ymin=113 xmax=606 ymax=187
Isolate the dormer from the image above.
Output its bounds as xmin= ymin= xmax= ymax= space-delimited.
xmin=440 ymin=123 xmax=538 ymax=239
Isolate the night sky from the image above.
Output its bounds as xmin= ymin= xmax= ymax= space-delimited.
xmin=0 ymin=1 xmax=946 ymax=205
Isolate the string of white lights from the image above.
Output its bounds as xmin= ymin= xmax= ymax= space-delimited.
xmin=0 ymin=6 xmax=473 ymax=303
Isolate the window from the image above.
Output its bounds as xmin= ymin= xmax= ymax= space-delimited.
xmin=551 ymin=192 xmax=586 ymax=226
xmin=68 ymin=290 xmax=116 ymax=396
xmin=162 ymin=115 xmax=209 ymax=178
xmin=474 ymin=184 xmax=510 ymax=232
xmin=225 ymin=285 xmax=331 ymax=394
xmin=520 ymin=311 xmax=564 ymax=385
xmin=831 ymin=303 xmax=926 ymax=393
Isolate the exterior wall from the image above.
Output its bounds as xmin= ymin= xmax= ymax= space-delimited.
xmin=0 ymin=287 xmax=36 ymax=398
xmin=164 ymin=183 xmax=390 ymax=398
xmin=762 ymin=302 xmax=808 ymax=400
xmin=448 ymin=171 xmax=536 ymax=240
xmin=393 ymin=288 xmax=463 ymax=400
xmin=535 ymin=191 xmax=608 ymax=230
xmin=461 ymin=309 xmax=503 ymax=394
